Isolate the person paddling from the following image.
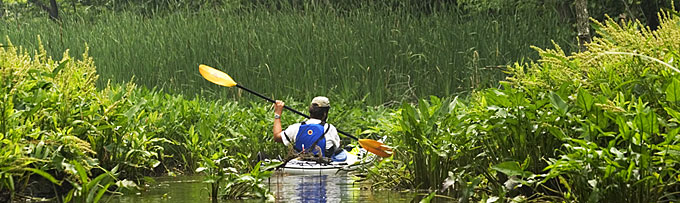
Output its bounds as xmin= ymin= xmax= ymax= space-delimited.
xmin=272 ymin=96 xmax=343 ymax=159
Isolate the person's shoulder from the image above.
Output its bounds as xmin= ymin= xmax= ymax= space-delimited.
xmin=326 ymin=123 xmax=338 ymax=130
xmin=286 ymin=122 xmax=302 ymax=129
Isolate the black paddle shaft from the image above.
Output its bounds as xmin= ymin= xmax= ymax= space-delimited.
xmin=235 ymin=84 xmax=359 ymax=141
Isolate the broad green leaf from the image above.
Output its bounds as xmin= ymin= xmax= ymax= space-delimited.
xmin=94 ymin=183 xmax=112 ymax=203
xmin=665 ymin=77 xmax=680 ymax=102
xmin=609 ymin=147 xmax=624 ymax=158
xmin=626 ymin=159 xmax=635 ymax=181
xmin=600 ymin=83 xmax=612 ymax=96
xmin=487 ymin=196 xmax=500 ymax=203
xmin=189 ymin=125 xmax=199 ymax=145
xmin=51 ymin=59 xmax=70 ymax=76
xmin=576 ymin=88 xmax=594 ymax=112
xmin=664 ymin=107 xmax=680 ymax=122
xmin=24 ymin=168 xmax=60 ymax=185
xmin=492 ymin=161 xmax=533 ymax=177
xmin=485 ymin=89 xmax=510 ymax=107
xmin=150 ymin=159 xmax=161 ymax=168
xmin=550 ymin=92 xmax=568 ymax=115
xmin=115 ymin=179 xmax=138 ymax=190
xmin=419 ymin=191 xmax=436 ymax=203
xmin=86 ymin=173 xmax=111 ymax=198
xmin=260 ymin=161 xmax=283 ymax=171
xmin=73 ymin=161 xmax=88 ymax=185
xmin=634 ymin=109 xmax=659 ymax=136
xmin=558 ymin=175 xmax=571 ymax=192
xmin=63 ymin=190 xmax=74 ymax=203
xmin=123 ymin=99 xmax=147 ymax=121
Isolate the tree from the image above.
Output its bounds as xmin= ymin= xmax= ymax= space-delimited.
xmin=639 ymin=0 xmax=671 ymax=29
xmin=0 ymin=0 xmax=4 ymax=18
xmin=574 ymin=0 xmax=590 ymax=52
xmin=28 ymin=0 xmax=60 ymax=21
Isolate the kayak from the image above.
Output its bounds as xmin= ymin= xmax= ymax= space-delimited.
xmin=266 ymin=147 xmax=375 ymax=175
xmin=280 ymin=147 xmax=373 ymax=175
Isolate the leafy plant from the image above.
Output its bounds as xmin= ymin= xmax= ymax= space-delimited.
xmin=63 ymin=162 xmax=118 ymax=203
xmin=368 ymin=8 xmax=680 ymax=203
xmin=197 ymin=150 xmax=278 ymax=201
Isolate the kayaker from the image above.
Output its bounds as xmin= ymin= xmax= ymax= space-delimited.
xmin=272 ymin=96 xmax=342 ymax=158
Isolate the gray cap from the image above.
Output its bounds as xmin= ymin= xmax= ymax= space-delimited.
xmin=311 ymin=96 xmax=330 ymax=108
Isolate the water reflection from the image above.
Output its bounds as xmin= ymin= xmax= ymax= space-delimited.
xmin=270 ymin=172 xmax=413 ymax=202
xmin=271 ymin=174 xmax=348 ymax=202
xmin=113 ymin=175 xmax=210 ymax=203
xmin=111 ymin=173 xmax=413 ymax=202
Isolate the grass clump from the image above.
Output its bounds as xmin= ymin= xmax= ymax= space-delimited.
xmin=1 ymin=4 xmax=574 ymax=105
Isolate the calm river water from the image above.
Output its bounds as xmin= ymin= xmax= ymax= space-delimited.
xmin=111 ymin=173 xmax=416 ymax=202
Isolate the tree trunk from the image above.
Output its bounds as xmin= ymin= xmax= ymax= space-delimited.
xmin=72 ymin=0 xmax=77 ymax=14
xmin=574 ymin=0 xmax=590 ymax=52
xmin=641 ymin=0 xmax=660 ymax=30
xmin=0 ymin=0 xmax=4 ymax=18
xmin=28 ymin=0 xmax=60 ymax=21
xmin=48 ymin=0 xmax=59 ymax=20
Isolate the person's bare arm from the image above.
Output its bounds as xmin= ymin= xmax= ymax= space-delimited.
xmin=272 ymin=100 xmax=284 ymax=143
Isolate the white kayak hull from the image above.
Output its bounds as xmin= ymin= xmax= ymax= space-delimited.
xmin=280 ymin=162 xmax=357 ymax=175
xmin=274 ymin=148 xmax=373 ymax=176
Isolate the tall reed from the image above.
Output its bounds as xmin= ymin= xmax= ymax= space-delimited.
xmin=1 ymin=4 xmax=573 ymax=105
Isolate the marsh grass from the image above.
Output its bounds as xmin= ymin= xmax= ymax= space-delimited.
xmin=1 ymin=4 xmax=574 ymax=105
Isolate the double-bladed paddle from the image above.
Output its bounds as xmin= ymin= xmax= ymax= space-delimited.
xmin=198 ymin=64 xmax=392 ymax=158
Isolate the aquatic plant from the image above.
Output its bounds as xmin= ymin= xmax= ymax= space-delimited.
xmin=515 ymin=11 xmax=680 ymax=202
xmin=219 ymin=162 xmax=276 ymax=200
xmin=0 ymin=38 xmax=143 ymax=201
xmin=367 ymin=9 xmax=680 ymax=203
xmin=392 ymin=96 xmax=460 ymax=190
xmin=197 ymin=153 xmax=277 ymax=201
xmin=62 ymin=162 xmax=127 ymax=203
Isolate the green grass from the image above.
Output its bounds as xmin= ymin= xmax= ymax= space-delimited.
xmin=1 ymin=5 xmax=574 ymax=105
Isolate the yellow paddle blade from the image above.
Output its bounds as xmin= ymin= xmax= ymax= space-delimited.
xmin=358 ymin=139 xmax=393 ymax=158
xmin=199 ymin=64 xmax=237 ymax=87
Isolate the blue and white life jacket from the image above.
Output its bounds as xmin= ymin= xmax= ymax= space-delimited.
xmin=293 ymin=121 xmax=329 ymax=157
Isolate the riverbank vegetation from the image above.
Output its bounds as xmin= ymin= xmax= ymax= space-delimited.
xmin=3 ymin=0 xmax=680 ymax=202
xmin=368 ymin=10 xmax=680 ymax=202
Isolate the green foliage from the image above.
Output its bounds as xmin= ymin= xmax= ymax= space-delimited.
xmin=368 ymin=9 xmax=680 ymax=203
xmin=0 ymin=38 xmax=139 ymax=201
xmin=62 ymin=163 xmax=132 ymax=203
xmin=0 ymin=36 xmax=288 ymax=200
xmin=1 ymin=3 xmax=573 ymax=105
xmin=196 ymin=156 xmax=277 ymax=200
xmin=392 ymin=96 xmax=459 ymax=189
xmin=219 ymin=162 xmax=275 ymax=200
xmin=6 ymin=2 xmax=680 ymax=202
xmin=525 ymin=12 xmax=680 ymax=200
xmin=456 ymin=0 xmax=548 ymax=14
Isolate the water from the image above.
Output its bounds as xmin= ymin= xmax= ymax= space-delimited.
xmin=111 ymin=173 xmax=415 ymax=203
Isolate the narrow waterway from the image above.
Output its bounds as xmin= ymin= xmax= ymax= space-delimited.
xmin=111 ymin=173 xmax=415 ymax=202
